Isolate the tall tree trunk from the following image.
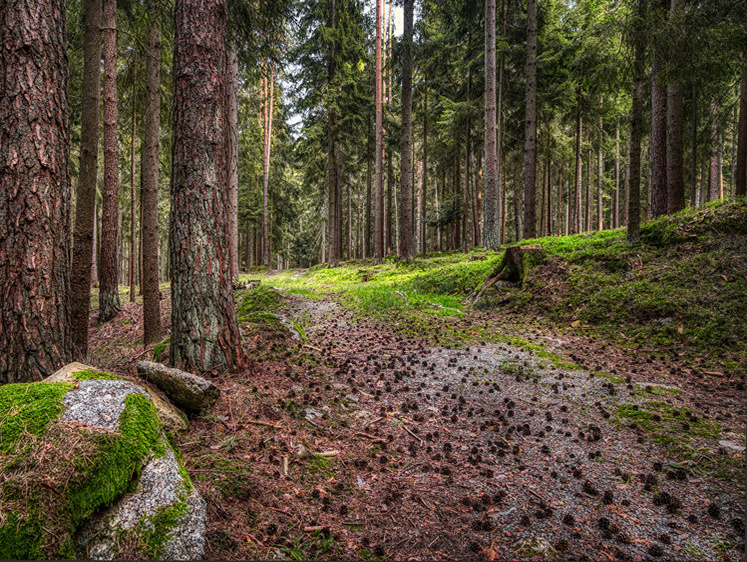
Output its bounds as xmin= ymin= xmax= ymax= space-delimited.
xmin=226 ymin=45 xmax=239 ymax=278
xmin=399 ymin=0 xmax=414 ymax=260
xmin=498 ymin=0 xmax=507 ymax=245
xmin=666 ymin=0 xmax=685 ymax=214
xmin=628 ymin=0 xmax=645 ymax=243
xmin=1 ymin=0 xmax=72 ymax=382
xmin=651 ymin=0 xmax=668 ymax=217
xmin=374 ymin=0 xmax=384 ymax=264
xmin=99 ymin=0 xmax=122 ymax=322
xmin=709 ymin=101 xmax=720 ymax=201
xmin=421 ymin=76 xmax=429 ymax=254
xmin=613 ymin=122 xmax=620 ymax=228
xmin=522 ymin=0 xmax=538 ymax=240
xmin=513 ymin=161 xmax=522 ymax=241
xmin=169 ymin=0 xmax=243 ymax=371
xmin=130 ymin=50 xmax=138 ymax=303
xmin=572 ymin=91 xmax=583 ymax=234
xmin=142 ymin=0 xmax=161 ymax=345
xmin=326 ymin=0 xmax=339 ymax=265
xmin=263 ymin=64 xmax=275 ymax=266
xmin=483 ymin=0 xmax=499 ymax=250
xmin=386 ymin=156 xmax=393 ymax=255
xmin=71 ymin=0 xmax=102 ymax=358
xmin=365 ymin=113 xmax=372 ymax=258
xmin=597 ymin=110 xmax=604 ymax=231
xmin=736 ymin=50 xmax=747 ymax=197
xmin=335 ymin=140 xmax=344 ymax=262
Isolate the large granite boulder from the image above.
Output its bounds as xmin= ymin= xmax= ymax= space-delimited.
xmin=0 ymin=367 xmax=205 ymax=560
xmin=45 ymin=362 xmax=188 ymax=434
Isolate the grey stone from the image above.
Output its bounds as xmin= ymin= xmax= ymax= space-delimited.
xmin=63 ymin=380 xmax=148 ymax=431
xmin=77 ymin=445 xmax=206 ymax=560
xmin=137 ymin=361 xmax=220 ymax=412
xmin=43 ymin=363 xmax=188 ymax=434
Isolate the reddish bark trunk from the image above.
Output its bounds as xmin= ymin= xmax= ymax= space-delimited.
xmin=374 ymin=0 xmax=384 ymax=264
xmin=70 ymin=0 xmax=102 ymax=357
xmin=99 ymin=0 xmax=122 ymax=322
xmin=0 ymin=0 xmax=72 ymax=382
xmin=142 ymin=0 xmax=161 ymax=345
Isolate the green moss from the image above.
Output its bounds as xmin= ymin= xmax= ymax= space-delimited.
xmin=70 ymin=394 xmax=165 ymax=519
xmin=75 ymin=370 xmax=123 ymax=381
xmin=0 ymin=386 xmax=166 ymax=560
xmin=0 ymin=382 xmax=73 ymax=455
xmin=138 ymin=493 xmax=190 ymax=559
xmin=153 ymin=338 xmax=171 ymax=362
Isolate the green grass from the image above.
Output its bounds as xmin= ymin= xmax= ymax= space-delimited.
xmin=250 ymin=200 xmax=746 ymax=373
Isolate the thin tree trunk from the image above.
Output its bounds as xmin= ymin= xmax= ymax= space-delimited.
xmin=736 ymin=50 xmax=747 ymax=197
xmin=386 ymin=156 xmax=393 ymax=255
xmin=92 ymin=200 xmax=99 ymax=287
xmin=522 ymin=0 xmax=538 ymax=240
xmin=709 ymin=101 xmax=720 ymax=201
xmin=142 ymin=0 xmax=161 ymax=345
xmin=71 ymin=0 xmax=102 ymax=358
xmin=169 ymin=0 xmax=243 ymax=371
xmin=263 ymin=64 xmax=275 ymax=266
xmin=365 ymin=113 xmax=372 ymax=259
xmin=613 ymin=122 xmax=620 ymax=228
xmin=666 ymin=0 xmax=685 ymax=213
xmin=421 ymin=76 xmax=429 ymax=254
xmin=572 ymin=91 xmax=583 ymax=234
xmin=399 ymin=0 xmax=414 ymax=259
xmin=628 ymin=0 xmax=645 ymax=243
xmin=483 ymin=0 xmax=499 ymax=250
xmin=130 ymin=50 xmax=138 ymax=303
xmin=0 ymin=0 xmax=72 ymax=381
xmin=226 ymin=45 xmax=239 ymax=278
xmin=99 ymin=0 xmax=121 ymax=322
xmin=597 ymin=110 xmax=604 ymax=231
xmin=374 ymin=0 xmax=384 ymax=264
xmin=651 ymin=0 xmax=668 ymax=217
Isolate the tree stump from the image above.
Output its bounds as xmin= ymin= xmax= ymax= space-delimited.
xmin=466 ymin=245 xmax=543 ymax=304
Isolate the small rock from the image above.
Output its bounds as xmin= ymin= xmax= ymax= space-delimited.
xmin=512 ymin=537 xmax=558 ymax=560
xmin=137 ymin=361 xmax=220 ymax=412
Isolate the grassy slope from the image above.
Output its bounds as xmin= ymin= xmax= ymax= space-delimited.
xmin=249 ymin=199 xmax=746 ymax=375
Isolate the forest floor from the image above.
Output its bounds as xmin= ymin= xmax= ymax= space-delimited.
xmin=86 ymin=201 xmax=747 ymax=561
xmin=89 ymin=285 xmax=745 ymax=562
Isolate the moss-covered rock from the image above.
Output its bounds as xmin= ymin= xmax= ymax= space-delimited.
xmin=0 ymin=369 xmax=204 ymax=560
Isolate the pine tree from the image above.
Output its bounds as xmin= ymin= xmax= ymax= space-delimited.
xmin=0 ymin=0 xmax=72 ymax=382
xmin=169 ymin=0 xmax=244 ymax=371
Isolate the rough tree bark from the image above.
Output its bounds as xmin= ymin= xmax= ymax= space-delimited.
xmin=374 ymin=0 xmax=384 ymax=264
xmin=522 ymin=0 xmax=538 ymax=240
xmin=613 ymin=122 xmax=620 ymax=228
xmin=628 ymin=0 xmax=645 ymax=243
xmin=0 ymin=0 xmax=72 ymax=382
xmin=70 ymin=0 xmax=102 ymax=358
xmin=399 ymin=0 xmax=414 ymax=260
xmin=142 ymin=0 xmax=161 ymax=345
xmin=169 ymin=0 xmax=243 ymax=371
xmin=99 ymin=0 xmax=122 ymax=322
xmin=226 ymin=45 xmax=239 ymax=278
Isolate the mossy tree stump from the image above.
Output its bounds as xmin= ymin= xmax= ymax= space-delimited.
xmin=466 ymin=245 xmax=543 ymax=304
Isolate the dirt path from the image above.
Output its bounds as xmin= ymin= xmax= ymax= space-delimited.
xmin=260 ymin=293 xmax=744 ymax=561
xmin=89 ymin=292 xmax=745 ymax=561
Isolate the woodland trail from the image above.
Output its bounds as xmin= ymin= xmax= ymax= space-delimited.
xmin=274 ymin=292 xmax=745 ymax=561
xmin=88 ymin=291 xmax=745 ymax=561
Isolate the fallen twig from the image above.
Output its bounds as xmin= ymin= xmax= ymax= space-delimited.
xmin=244 ymin=420 xmax=282 ymax=430
xmin=356 ymin=432 xmax=387 ymax=444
